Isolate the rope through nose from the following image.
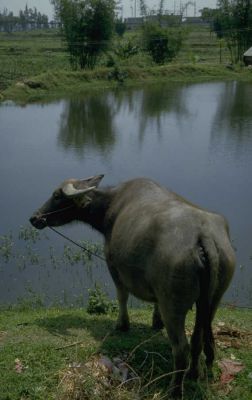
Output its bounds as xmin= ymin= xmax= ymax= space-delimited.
xmin=48 ymin=226 xmax=106 ymax=262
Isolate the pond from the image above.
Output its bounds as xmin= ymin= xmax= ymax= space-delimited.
xmin=0 ymin=81 xmax=252 ymax=307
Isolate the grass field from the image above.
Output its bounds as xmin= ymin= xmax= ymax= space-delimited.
xmin=1 ymin=25 xmax=249 ymax=103
xmin=0 ymin=29 xmax=69 ymax=91
xmin=177 ymin=26 xmax=230 ymax=64
xmin=0 ymin=306 xmax=251 ymax=400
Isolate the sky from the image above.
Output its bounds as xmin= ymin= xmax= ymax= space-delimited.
xmin=0 ymin=0 xmax=218 ymax=19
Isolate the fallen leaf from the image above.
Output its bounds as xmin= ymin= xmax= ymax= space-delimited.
xmin=98 ymin=355 xmax=114 ymax=373
xmin=218 ymin=358 xmax=245 ymax=384
xmin=0 ymin=331 xmax=7 ymax=340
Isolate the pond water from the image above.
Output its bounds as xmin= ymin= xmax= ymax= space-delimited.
xmin=0 ymin=81 xmax=252 ymax=307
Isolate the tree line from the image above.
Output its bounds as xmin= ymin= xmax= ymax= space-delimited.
xmin=0 ymin=5 xmax=49 ymax=32
xmin=201 ymin=0 xmax=252 ymax=63
xmin=50 ymin=0 xmax=184 ymax=68
xmin=51 ymin=0 xmax=252 ymax=70
xmin=1 ymin=0 xmax=251 ymax=66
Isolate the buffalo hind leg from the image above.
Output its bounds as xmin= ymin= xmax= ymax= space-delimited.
xmin=188 ymin=300 xmax=204 ymax=380
xmin=203 ymin=321 xmax=215 ymax=378
xmin=203 ymin=295 xmax=222 ymax=377
xmin=159 ymin=305 xmax=190 ymax=398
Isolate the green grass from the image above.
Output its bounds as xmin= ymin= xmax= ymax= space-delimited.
xmin=0 ymin=306 xmax=251 ymax=400
xmin=2 ymin=63 xmax=252 ymax=104
xmin=0 ymin=29 xmax=69 ymax=92
xmin=1 ymin=26 xmax=252 ymax=103
xmin=177 ymin=25 xmax=230 ymax=64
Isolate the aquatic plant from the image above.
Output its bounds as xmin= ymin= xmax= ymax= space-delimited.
xmin=0 ymin=233 xmax=14 ymax=262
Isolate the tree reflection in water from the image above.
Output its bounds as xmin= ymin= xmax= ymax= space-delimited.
xmin=57 ymin=84 xmax=189 ymax=156
xmin=138 ymin=83 xmax=188 ymax=141
xmin=58 ymin=94 xmax=117 ymax=157
xmin=212 ymin=81 xmax=252 ymax=152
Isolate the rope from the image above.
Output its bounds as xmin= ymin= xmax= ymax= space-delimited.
xmin=47 ymin=226 xmax=252 ymax=310
xmin=48 ymin=226 xmax=106 ymax=262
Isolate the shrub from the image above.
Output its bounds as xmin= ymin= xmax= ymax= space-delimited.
xmin=115 ymin=18 xmax=126 ymax=37
xmin=51 ymin=0 xmax=115 ymax=69
xmin=87 ymin=283 xmax=118 ymax=314
xmin=142 ymin=23 xmax=183 ymax=64
xmin=114 ymin=38 xmax=139 ymax=59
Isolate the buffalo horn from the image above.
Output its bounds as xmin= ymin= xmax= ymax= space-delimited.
xmin=62 ymin=183 xmax=96 ymax=197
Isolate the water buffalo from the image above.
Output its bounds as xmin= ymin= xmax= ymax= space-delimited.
xmin=30 ymin=175 xmax=235 ymax=397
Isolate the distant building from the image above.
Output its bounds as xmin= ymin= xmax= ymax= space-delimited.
xmin=243 ymin=47 xmax=252 ymax=66
xmin=183 ymin=16 xmax=206 ymax=24
xmin=124 ymin=17 xmax=143 ymax=30
xmin=124 ymin=14 xmax=182 ymax=30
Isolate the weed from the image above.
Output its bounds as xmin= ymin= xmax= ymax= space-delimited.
xmin=0 ymin=233 xmax=14 ymax=262
xmin=63 ymin=240 xmax=104 ymax=266
xmin=17 ymin=285 xmax=45 ymax=310
xmin=18 ymin=225 xmax=41 ymax=243
xmin=87 ymin=283 xmax=118 ymax=315
xmin=108 ymin=66 xmax=128 ymax=83
xmin=0 ymin=225 xmax=106 ymax=307
xmin=115 ymin=39 xmax=140 ymax=60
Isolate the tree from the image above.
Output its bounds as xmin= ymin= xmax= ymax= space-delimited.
xmin=0 ymin=6 xmax=49 ymax=31
xmin=138 ymin=0 xmax=183 ymax=64
xmin=51 ymin=0 xmax=115 ymax=69
xmin=139 ymin=0 xmax=148 ymax=17
xmin=142 ymin=23 xmax=183 ymax=64
xmin=213 ymin=0 xmax=252 ymax=63
xmin=199 ymin=7 xmax=219 ymax=25
xmin=115 ymin=18 xmax=126 ymax=37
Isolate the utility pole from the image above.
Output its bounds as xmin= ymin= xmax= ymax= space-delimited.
xmin=130 ymin=0 xmax=137 ymax=17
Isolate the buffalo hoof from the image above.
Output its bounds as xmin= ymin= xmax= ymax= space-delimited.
xmin=169 ymin=385 xmax=182 ymax=399
xmin=206 ymin=366 xmax=214 ymax=381
xmin=186 ymin=367 xmax=199 ymax=381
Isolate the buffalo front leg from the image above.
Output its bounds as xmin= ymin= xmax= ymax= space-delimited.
xmin=108 ymin=264 xmax=130 ymax=331
xmin=152 ymin=303 xmax=164 ymax=330
xmin=116 ymin=285 xmax=130 ymax=331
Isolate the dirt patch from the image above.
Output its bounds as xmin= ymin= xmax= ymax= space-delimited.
xmin=214 ymin=323 xmax=252 ymax=349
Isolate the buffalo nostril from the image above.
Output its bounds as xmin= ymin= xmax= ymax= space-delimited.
xmin=29 ymin=215 xmax=38 ymax=226
xmin=29 ymin=215 xmax=47 ymax=229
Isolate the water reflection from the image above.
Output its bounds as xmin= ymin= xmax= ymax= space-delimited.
xmin=58 ymin=94 xmax=117 ymax=156
xmin=138 ymin=84 xmax=188 ymax=139
xmin=212 ymin=82 xmax=252 ymax=150
xmin=58 ymin=84 xmax=189 ymax=154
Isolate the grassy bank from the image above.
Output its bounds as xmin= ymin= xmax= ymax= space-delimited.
xmin=2 ymin=63 xmax=252 ymax=104
xmin=1 ymin=27 xmax=252 ymax=104
xmin=0 ymin=306 xmax=251 ymax=400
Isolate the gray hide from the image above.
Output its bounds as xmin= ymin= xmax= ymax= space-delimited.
xmin=30 ymin=176 xmax=235 ymax=398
